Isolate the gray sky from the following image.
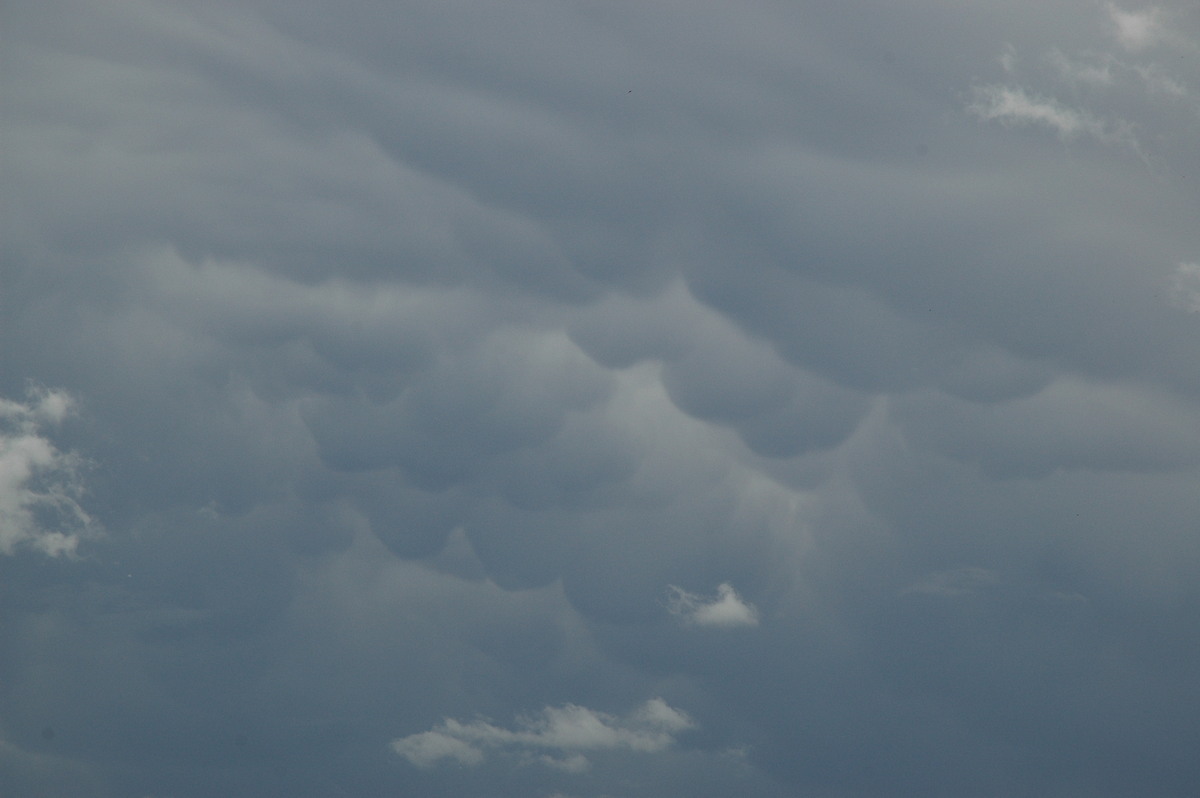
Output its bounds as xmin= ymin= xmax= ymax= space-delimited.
xmin=3 ymin=1 xmax=1200 ymax=796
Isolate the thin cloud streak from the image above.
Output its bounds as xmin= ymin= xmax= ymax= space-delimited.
xmin=967 ymin=84 xmax=1137 ymax=147
xmin=392 ymin=699 xmax=695 ymax=772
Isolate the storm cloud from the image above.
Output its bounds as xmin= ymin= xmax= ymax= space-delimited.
xmin=3 ymin=1 xmax=1199 ymax=796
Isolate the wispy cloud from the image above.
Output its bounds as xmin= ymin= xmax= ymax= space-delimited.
xmin=967 ymin=85 xmax=1139 ymax=151
xmin=1131 ymin=62 xmax=1189 ymax=98
xmin=0 ymin=387 xmax=94 ymax=556
xmin=666 ymin=582 xmax=759 ymax=628
xmin=392 ymin=699 xmax=695 ymax=772
xmin=901 ymin=566 xmax=1001 ymax=598
xmin=1107 ymin=4 xmax=1164 ymax=53
xmin=969 ymin=85 xmax=1116 ymax=140
xmin=1169 ymin=262 xmax=1200 ymax=312
xmin=1046 ymin=49 xmax=1115 ymax=88
xmin=999 ymin=42 xmax=1018 ymax=74
xmin=1047 ymin=48 xmax=1190 ymax=99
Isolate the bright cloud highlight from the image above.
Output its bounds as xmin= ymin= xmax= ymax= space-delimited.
xmin=0 ymin=387 xmax=93 ymax=556
xmin=391 ymin=699 xmax=695 ymax=771
xmin=1108 ymin=4 xmax=1163 ymax=52
xmin=666 ymin=583 xmax=760 ymax=628
xmin=967 ymin=85 xmax=1133 ymax=146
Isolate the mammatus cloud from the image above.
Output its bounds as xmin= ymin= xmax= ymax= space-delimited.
xmin=0 ymin=387 xmax=93 ymax=556
xmin=392 ymin=699 xmax=695 ymax=772
xmin=666 ymin=583 xmax=759 ymax=628
xmin=3 ymin=0 xmax=1200 ymax=795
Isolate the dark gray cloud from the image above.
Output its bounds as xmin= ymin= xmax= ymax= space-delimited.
xmin=3 ymin=1 xmax=1200 ymax=796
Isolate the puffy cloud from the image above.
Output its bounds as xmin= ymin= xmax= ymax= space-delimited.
xmin=666 ymin=583 xmax=759 ymax=629
xmin=392 ymin=698 xmax=695 ymax=771
xmin=0 ymin=387 xmax=93 ymax=556
xmin=390 ymin=730 xmax=485 ymax=769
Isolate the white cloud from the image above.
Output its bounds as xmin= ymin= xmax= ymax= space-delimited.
xmin=391 ymin=698 xmax=695 ymax=771
xmin=968 ymin=85 xmax=1134 ymax=146
xmin=1108 ymin=4 xmax=1163 ymax=52
xmin=666 ymin=582 xmax=759 ymax=628
xmin=538 ymin=753 xmax=591 ymax=773
xmin=390 ymin=730 xmax=485 ymax=768
xmin=0 ymin=387 xmax=93 ymax=556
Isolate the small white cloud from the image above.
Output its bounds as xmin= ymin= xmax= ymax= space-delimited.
xmin=537 ymin=753 xmax=590 ymax=773
xmin=0 ymin=387 xmax=94 ymax=557
xmin=391 ymin=698 xmax=695 ymax=771
xmin=970 ymin=85 xmax=1103 ymax=139
xmin=968 ymin=85 xmax=1139 ymax=151
xmin=667 ymin=582 xmax=759 ymax=628
xmin=629 ymin=697 xmax=696 ymax=735
xmin=1169 ymin=262 xmax=1200 ymax=312
xmin=390 ymin=730 xmax=484 ymax=768
xmin=1108 ymin=4 xmax=1163 ymax=52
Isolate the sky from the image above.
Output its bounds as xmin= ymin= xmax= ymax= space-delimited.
xmin=2 ymin=1 xmax=1200 ymax=796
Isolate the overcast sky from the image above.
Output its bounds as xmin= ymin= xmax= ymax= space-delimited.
xmin=3 ymin=1 xmax=1200 ymax=796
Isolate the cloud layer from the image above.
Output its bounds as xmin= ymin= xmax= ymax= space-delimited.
xmin=2 ymin=1 xmax=1199 ymax=797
